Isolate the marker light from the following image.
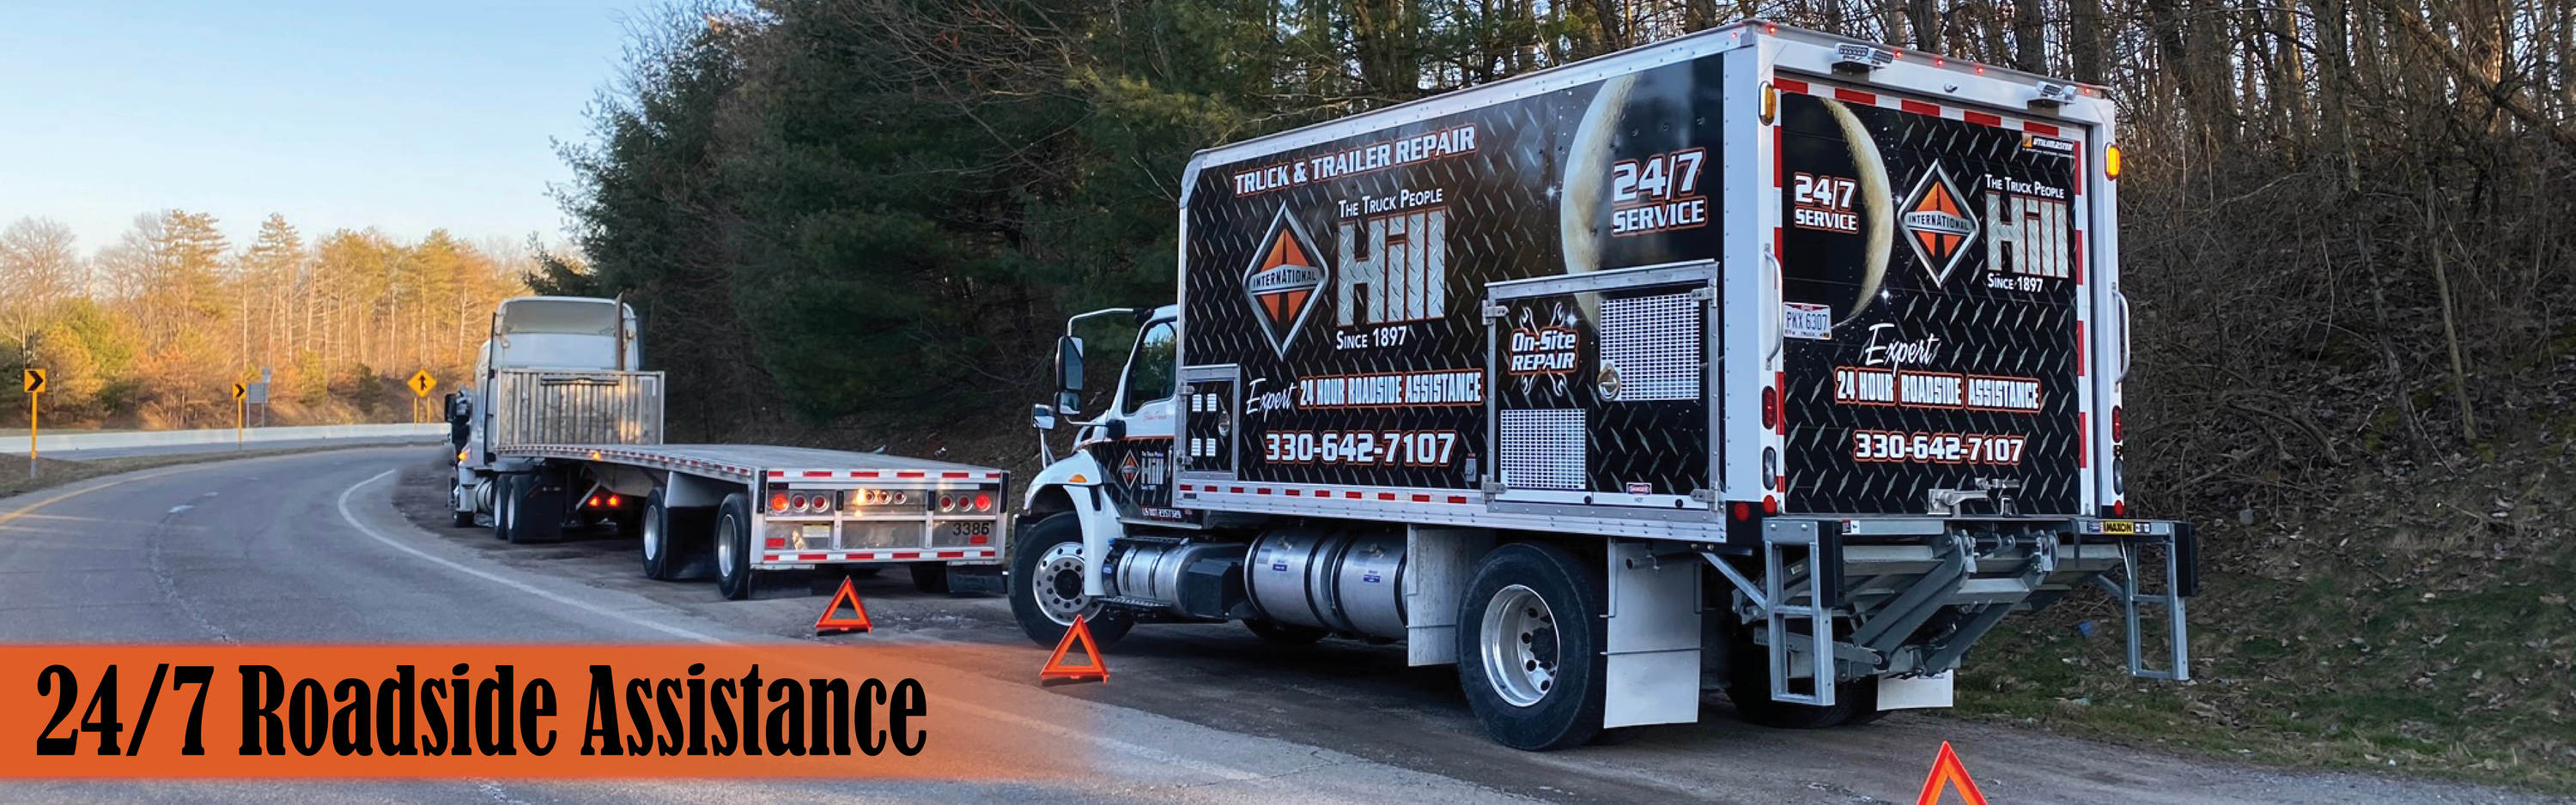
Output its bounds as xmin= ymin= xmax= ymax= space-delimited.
xmin=2104 ymin=145 xmax=2123 ymax=180
xmin=1759 ymin=82 xmax=1778 ymax=124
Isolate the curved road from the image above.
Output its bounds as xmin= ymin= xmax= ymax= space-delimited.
xmin=0 ymin=448 xmax=2552 ymax=804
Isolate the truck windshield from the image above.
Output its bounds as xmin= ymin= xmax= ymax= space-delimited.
xmin=1121 ymin=322 xmax=1176 ymax=415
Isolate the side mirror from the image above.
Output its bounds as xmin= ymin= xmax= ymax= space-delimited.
xmin=1054 ymin=335 xmax=1085 ymax=415
xmin=1030 ymin=403 xmax=1058 ymax=432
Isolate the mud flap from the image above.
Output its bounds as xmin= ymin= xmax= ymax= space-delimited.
xmin=1602 ymin=540 xmax=1701 ymax=729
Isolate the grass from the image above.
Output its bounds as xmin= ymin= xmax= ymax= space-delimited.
xmin=1955 ymin=433 xmax=2576 ymax=795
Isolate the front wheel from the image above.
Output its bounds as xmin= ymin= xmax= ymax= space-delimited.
xmin=1007 ymin=513 xmax=1132 ymax=649
xmin=713 ymin=493 xmax=756 ymax=600
xmin=1456 ymin=542 xmax=1607 ymax=751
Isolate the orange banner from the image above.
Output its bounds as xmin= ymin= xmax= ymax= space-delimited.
xmin=0 ymin=645 xmax=1091 ymax=779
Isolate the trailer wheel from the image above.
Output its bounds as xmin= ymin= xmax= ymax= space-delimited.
xmin=1456 ymin=542 xmax=1607 ymax=751
xmin=714 ymin=493 xmax=756 ymax=600
xmin=907 ymin=562 xmax=952 ymax=595
xmin=1724 ymin=632 xmax=1879 ymax=729
xmin=1243 ymin=619 xmax=1327 ymax=645
xmin=1007 ymin=513 xmax=1131 ymax=649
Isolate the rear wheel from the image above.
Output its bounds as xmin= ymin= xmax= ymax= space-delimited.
xmin=1457 ymin=542 xmax=1607 ymax=751
xmin=713 ymin=493 xmax=756 ymax=600
xmin=491 ymin=475 xmax=520 ymax=542
xmin=451 ymin=507 xmax=474 ymax=528
xmin=1007 ymin=513 xmax=1132 ymax=649
xmin=908 ymin=562 xmax=952 ymax=594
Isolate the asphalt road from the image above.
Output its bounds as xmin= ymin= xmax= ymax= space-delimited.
xmin=0 ymin=447 xmax=2556 ymax=804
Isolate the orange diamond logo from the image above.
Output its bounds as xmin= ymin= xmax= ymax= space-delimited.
xmin=1899 ymin=164 xmax=1980 ymax=285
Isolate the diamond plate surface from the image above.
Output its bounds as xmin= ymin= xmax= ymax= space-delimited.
xmin=1777 ymin=88 xmax=2084 ymax=515
xmin=1183 ymin=57 xmax=1728 ymax=492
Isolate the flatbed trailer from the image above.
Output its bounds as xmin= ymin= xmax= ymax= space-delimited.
xmin=448 ymin=296 xmax=1010 ymax=599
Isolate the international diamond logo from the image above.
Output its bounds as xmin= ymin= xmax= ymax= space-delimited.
xmin=1899 ymin=164 xmax=1980 ymax=285
xmin=1242 ymin=208 xmax=1328 ymax=354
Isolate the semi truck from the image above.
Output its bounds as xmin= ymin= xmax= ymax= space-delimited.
xmin=449 ymin=295 xmax=1012 ymax=598
xmin=1010 ymin=21 xmax=2196 ymax=749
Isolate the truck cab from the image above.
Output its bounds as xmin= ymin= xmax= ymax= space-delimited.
xmin=451 ymin=296 xmax=643 ymax=526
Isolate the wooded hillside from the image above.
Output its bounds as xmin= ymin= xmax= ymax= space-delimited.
xmin=0 ymin=212 xmax=528 ymax=428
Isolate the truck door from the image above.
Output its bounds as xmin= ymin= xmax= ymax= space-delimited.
xmin=1092 ymin=319 xmax=1185 ymax=523
xmin=1486 ymin=262 xmax=1716 ymax=510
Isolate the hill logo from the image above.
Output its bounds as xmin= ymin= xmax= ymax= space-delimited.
xmin=1900 ymin=164 xmax=1980 ymax=285
xmin=1244 ymin=208 xmax=1329 ymax=354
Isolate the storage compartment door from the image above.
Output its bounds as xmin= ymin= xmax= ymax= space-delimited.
xmin=1487 ymin=263 xmax=1715 ymax=509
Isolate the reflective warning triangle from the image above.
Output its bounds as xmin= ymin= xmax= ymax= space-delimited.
xmin=813 ymin=577 xmax=873 ymax=635
xmin=1038 ymin=615 xmax=1108 ymax=683
xmin=1913 ymin=741 xmax=1990 ymax=805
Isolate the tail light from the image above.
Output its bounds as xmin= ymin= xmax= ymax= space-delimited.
xmin=973 ymin=493 xmax=993 ymax=511
xmin=2111 ymin=406 xmax=2126 ymax=442
xmin=769 ymin=493 xmax=789 ymax=512
xmin=1760 ymin=385 xmax=1780 ymax=431
xmin=938 ymin=495 xmax=955 ymax=511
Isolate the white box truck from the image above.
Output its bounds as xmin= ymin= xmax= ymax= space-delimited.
xmin=1008 ymin=21 xmax=2195 ymax=749
xmin=449 ymin=296 xmax=1011 ymax=598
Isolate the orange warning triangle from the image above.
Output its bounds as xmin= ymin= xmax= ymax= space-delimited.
xmin=813 ymin=577 xmax=873 ymax=635
xmin=1913 ymin=741 xmax=1990 ymax=805
xmin=1038 ymin=614 xmax=1109 ymax=683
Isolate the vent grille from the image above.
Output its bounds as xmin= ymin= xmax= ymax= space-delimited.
xmin=1499 ymin=409 xmax=1586 ymax=490
xmin=1599 ymin=292 xmax=1701 ymax=402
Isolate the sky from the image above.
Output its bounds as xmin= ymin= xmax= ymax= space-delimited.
xmin=0 ymin=0 xmax=651 ymax=252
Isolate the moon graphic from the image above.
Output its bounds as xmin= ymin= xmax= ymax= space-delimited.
xmin=1560 ymin=72 xmax=1640 ymax=304
xmin=1823 ymin=98 xmax=1894 ymax=327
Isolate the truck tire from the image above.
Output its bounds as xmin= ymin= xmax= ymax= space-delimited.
xmin=640 ymin=489 xmax=684 ymax=580
xmin=908 ymin=562 xmax=952 ymax=595
xmin=1456 ymin=542 xmax=1607 ymax=751
xmin=491 ymin=475 xmax=521 ymax=542
xmin=713 ymin=493 xmax=757 ymax=600
xmin=506 ymin=475 xmax=564 ymax=544
xmin=1007 ymin=513 xmax=1132 ymax=650
xmin=1243 ymin=619 xmax=1327 ymax=645
xmin=452 ymin=507 xmax=475 ymax=528
xmin=1724 ymin=632 xmax=1879 ymax=729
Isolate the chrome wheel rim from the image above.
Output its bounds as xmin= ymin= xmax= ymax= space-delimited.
xmin=716 ymin=512 xmax=738 ymax=578
xmin=1479 ymin=584 xmax=1559 ymax=708
xmin=1031 ymin=542 xmax=1088 ymax=626
xmin=641 ymin=508 xmax=661 ymax=560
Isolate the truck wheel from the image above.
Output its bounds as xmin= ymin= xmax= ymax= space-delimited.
xmin=908 ymin=562 xmax=952 ymax=595
xmin=714 ymin=493 xmax=756 ymax=600
xmin=640 ymin=489 xmax=683 ymax=580
xmin=1724 ymin=632 xmax=1878 ymax=729
xmin=1244 ymin=619 xmax=1327 ymax=645
xmin=1456 ymin=542 xmax=1607 ymax=751
xmin=1007 ymin=513 xmax=1132 ymax=650
xmin=491 ymin=475 xmax=520 ymax=542
xmin=452 ymin=507 xmax=475 ymax=528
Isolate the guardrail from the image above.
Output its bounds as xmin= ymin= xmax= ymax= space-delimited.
xmin=0 ymin=424 xmax=445 ymax=455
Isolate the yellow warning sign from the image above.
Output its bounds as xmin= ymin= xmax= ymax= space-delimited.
xmin=21 ymin=368 xmax=44 ymax=394
xmin=409 ymin=370 xmax=437 ymax=398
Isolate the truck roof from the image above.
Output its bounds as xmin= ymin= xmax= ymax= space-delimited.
xmin=496 ymin=296 xmax=629 ymax=336
xmin=1179 ymin=19 xmax=2109 ymax=208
